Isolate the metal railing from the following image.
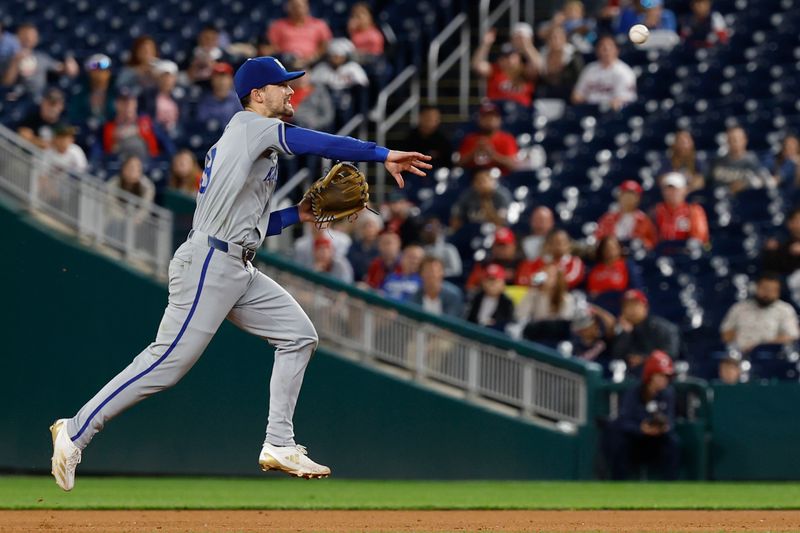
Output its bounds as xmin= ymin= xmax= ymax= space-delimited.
xmin=264 ymin=264 xmax=589 ymax=427
xmin=373 ymin=65 xmax=420 ymax=202
xmin=479 ymin=0 xmax=521 ymax=41
xmin=0 ymin=125 xmax=172 ymax=277
xmin=428 ymin=13 xmax=471 ymax=118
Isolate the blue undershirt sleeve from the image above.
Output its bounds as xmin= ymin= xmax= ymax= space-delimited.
xmin=284 ymin=124 xmax=389 ymax=162
xmin=265 ymin=205 xmax=301 ymax=236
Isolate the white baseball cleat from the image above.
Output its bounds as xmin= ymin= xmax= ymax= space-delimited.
xmin=258 ymin=443 xmax=331 ymax=479
xmin=50 ymin=419 xmax=81 ymax=491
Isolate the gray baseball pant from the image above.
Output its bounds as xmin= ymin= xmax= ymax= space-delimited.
xmin=66 ymin=235 xmax=318 ymax=451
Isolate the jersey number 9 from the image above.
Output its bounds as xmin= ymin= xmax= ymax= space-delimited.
xmin=199 ymin=147 xmax=217 ymax=194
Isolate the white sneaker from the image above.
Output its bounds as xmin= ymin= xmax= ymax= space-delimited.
xmin=50 ymin=419 xmax=81 ymax=491
xmin=258 ymin=443 xmax=331 ymax=479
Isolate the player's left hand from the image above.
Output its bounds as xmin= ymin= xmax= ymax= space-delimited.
xmin=298 ymin=197 xmax=315 ymax=223
xmin=384 ymin=151 xmax=432 ymax=188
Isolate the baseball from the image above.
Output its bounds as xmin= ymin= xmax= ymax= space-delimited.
xmin=629 ymin=24 xmax=650 ymax=45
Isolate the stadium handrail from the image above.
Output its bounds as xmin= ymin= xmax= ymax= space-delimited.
xmin=256 ymin=248 xmax=601 ymax=377
xmin=428 ymin=13 xmax=471 ymax=118
xmin=0 ymin=124 xmax=173 ymax=277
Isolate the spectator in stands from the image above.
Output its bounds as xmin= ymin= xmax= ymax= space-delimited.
xmin=611 ymin=289 xmax=680 ymax=374
xmin=0 ymin=23 xmax=20 ymax=75
xmin=287 ymin=69 xmax=334 ymax=132
xmin=570 ymin=306 xmax=616 ymax=363
xmin=347 ymin=2 xmax=384 ymax=58
xmin=311 ymin=235 xmax=354 ymax=283
xmin=764 ymin=134 xmax=800 ymax=189
xmin=45 ymin=125 xmax=87 ymax=174
xmin=653 ymin=172 xmax=709 ymax=244
xmin=348 ymin=211 xmax=383 ymax=282
xmin=294 ymin=222 xmax=351 ymax=268
xmin=717 ymin=356 xmax=742 ymax=384
xmin=609 ymin=350 xmax=679 ymax=480
xmin=382 ymin=244 xmax=425 ymax=302
xmin=196 ymin=62 xmax=241 ymax=126
xmin=466 ymin=263 xmax=515 ymax=330
xmin=596 ymin=180 xmax=658 ymax=250
xmin=410 ymin=256 xmax=464 ymax=318
xmin=450 ymin=168 xmax=512 ymax=231
xmin=616 ymin=0 xmax=677 ymax=34
xmin=266 ymin=0 xmax=333 ymax=67
xmin=661 ymin=130 xmax=705 ymax=192
xmin=398 ymin=105 xmax=453 ymax=170
xmin=116 ymin=35 xmax=159 ymax=90
xmin=680 ymin=0 xmax=730 ymax=48
xmin=16 ymin=87 xmax=66 ymax=149
xmin=465 ymin=227 xmax=521 ymax=291
xmin=1 ymin=23 xmax=78 ymax=101
xmin=587 ymin=236 xmax=642 ymax=299
xmin=516 ymin=228 xmax=585 ymax=289
xmin=762 ymin=208 xmax=800 ymax=289
xmin=522 ymin=206 xmax=555 ymax=260
xmin=311 ymin=39 xmax=369 ymax=91
xmin=532 ymin=26 xmax=584 ymax=101
xmin=366 ymin=231 xmax=402 ymax=289
xmin=102 ymin=87 xmax=170 ymax=164
xmin=108 ymin=155 xmax=156 ymax=217
xmin=384 ymin=190 xmax=422 ymax=246
xmin=711 ymin=126 xmax=772 ymax=194
xmin=457 ymin=102 xmax=519 ymax=175
xmin=68 ymin=54 xmax=115 ymax=125
xmin=420 ymin=217 xmax=462 ymax=278
xmin=148 ymin=60 xmax=180 ymax=135
xmin=168 ymin=149 xmax=201 ymax=196
xmin=187 ymin=26 xmax=229 ymax=85
xmin=720 ymin=273 xmax=800 ymax=354
xmin=516 ymin=265 xmax=577 ymax=342
xmin=537 ymin=1 xmax=597 ymax=53
xmin=571 ymin=35 xmax=636 ymax=111
xmin=471 ymin=29 xmax=536 ymax=108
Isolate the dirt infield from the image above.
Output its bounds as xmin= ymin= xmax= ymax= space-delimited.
xmin=2 ymin=510 xmax=800 ymax=532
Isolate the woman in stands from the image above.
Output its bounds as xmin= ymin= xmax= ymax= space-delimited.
xmin=347 ymin=2 xmax=384 ymax=58
xmin=117 ymin=35 xmax=160 ymax=90
xmin=764 ymin=134 xmax=800 ymax=190
xmin=515 ymin=265 xmax=577 ymax=343
xmin=515 ymin=228 xmax=585 ymax=289
xmin=660 ymin=129 xmax=705 ymax=192
xmin=586 ymin=236 xmax=642 ymax=302
xmin=168 ymin=149 xmax=202 ymax=196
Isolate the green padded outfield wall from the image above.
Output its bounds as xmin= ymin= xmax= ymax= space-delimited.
xmin=1 ymin=201 xmax=585 ymax=479
xmin=710 ymin=383 xmax=800 ymax=480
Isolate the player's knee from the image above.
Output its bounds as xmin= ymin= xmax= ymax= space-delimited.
xmin=298 ymin=322 xmax=319 ymax=351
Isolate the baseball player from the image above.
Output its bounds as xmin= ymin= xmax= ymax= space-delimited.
xmin=49 ymin=56 xmax=431 ymax=490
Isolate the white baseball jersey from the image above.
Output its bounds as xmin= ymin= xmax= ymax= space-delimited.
xmin=573 ymin=59 xmax=637 ymax=106
xmin=192 ymin=111 xmax=290 ymax=249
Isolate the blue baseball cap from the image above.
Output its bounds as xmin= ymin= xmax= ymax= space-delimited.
xmin=234 ymin=56 xmax=305 ymax=99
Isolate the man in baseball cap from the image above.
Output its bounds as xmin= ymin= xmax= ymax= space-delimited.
xmin=595 ymin=180 xmax=657 ymax=250
xmin=654 ymin=171 xmax=710 ymax=244
xmin=609 ymin=349 xmax=679 ymax=480
xmin=612 ymin=289 xmax=680 ymax=374
xmin=234 ymin=56 xmax=306 ymax=101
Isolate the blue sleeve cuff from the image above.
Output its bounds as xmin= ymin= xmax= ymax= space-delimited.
xmin=375 ymin=146 xmax=390 ymax=162
xmin=265 ymin=205 xmax=301 ymax=236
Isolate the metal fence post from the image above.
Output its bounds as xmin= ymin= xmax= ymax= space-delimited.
xmin=467 ymin=346 xmax=480 ymax=397
xmin=522 ymin=364 xmax=535 ymax=417
xmin=414 ymin=328 xmax=427 ymax=378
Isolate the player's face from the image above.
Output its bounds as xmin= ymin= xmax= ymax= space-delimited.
xmin=261 ymin=82 xmax=295 ymax=117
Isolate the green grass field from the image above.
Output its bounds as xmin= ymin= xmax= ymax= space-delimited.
xmin=1 ymin=476 xmax=799 ymax=510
